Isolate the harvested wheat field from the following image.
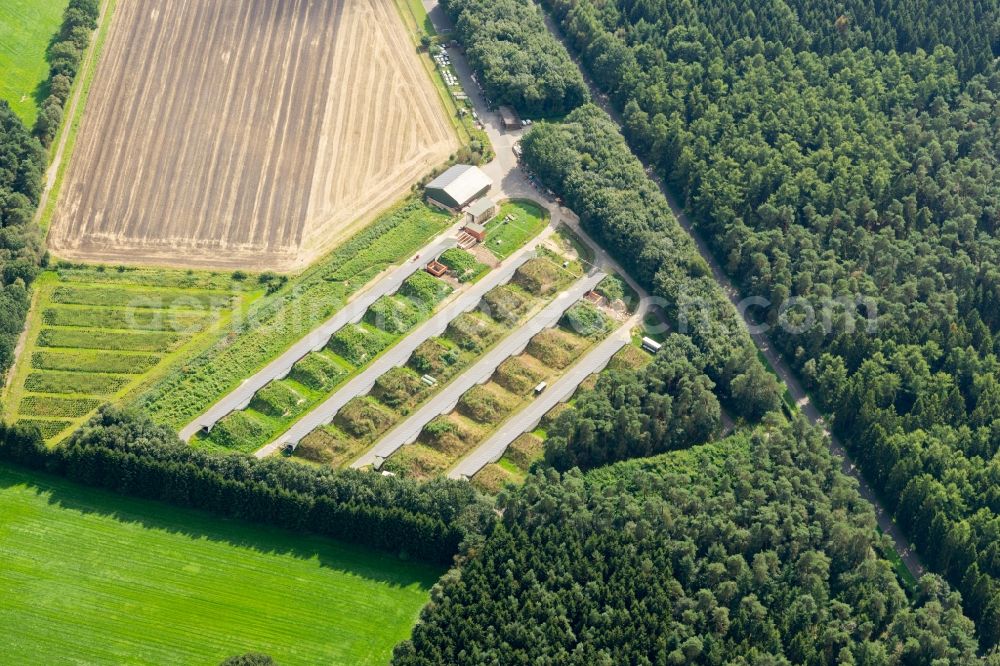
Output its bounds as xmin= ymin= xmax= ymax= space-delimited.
xmin=49 ymin=0 xmax=458 ymax=270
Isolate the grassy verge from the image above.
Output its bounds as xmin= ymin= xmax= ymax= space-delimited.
xmin=390 ymin=0 xmax=485 ymax=153
xmin=3 ymin=266 xmax=260 ymax=443
xmin=0 ymin=0 xmax=69 ymax=124
xmin=0 ymin=463 xmax=440 ymax=665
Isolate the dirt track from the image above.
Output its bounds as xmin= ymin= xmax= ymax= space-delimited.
xmin=48 ymin=0 xmax=457 ymax=271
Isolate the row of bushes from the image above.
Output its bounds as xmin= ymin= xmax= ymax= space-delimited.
xmin=33 ymin=0 xmax=101 ymax=145
xmin=0 ymin=407 xmax=490 ymax=564
xmin=0 ymin=104 xmax=46 ymax=384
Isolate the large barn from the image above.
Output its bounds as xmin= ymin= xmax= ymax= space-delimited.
xmin=425 ymin=165 xmax=492 ymax=211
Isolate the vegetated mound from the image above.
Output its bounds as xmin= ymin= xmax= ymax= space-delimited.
xmin=393 ymin=418 xmax=984 ymax=664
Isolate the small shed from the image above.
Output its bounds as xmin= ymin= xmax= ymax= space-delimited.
xmin=426 ymin=259 xmax=448 ymax=277
xmin=642 ymin=337 xmax=663 ymax=354
xmin=498 ymin=105 xmax=521 ymax=130
xmin=463 ymin=221 xmax=487 ymax=242
xmin=466 ymin=197 xmax=496 ymax=226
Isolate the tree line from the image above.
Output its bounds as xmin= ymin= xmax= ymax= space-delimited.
xmin=440 ymin=0 xmax=589 ymax=117
xmin=544 ymin=333 xmax=721 ymax=470
xmin=541 ymin=0 xmax=1000 ymax=647
xmin=0 ymin=407 xmax=491 ymax=564
xmin=0 ymin=103 xmax=46 ymax=383
xmin=33 ymin=0 xmax=100 ymax=145
xmin=521 ymin=105 xmax=783 ymax=423
xmin=395 ymin=418 xmax=988 ymax=664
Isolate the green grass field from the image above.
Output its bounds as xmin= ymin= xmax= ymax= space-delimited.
xmin=0 ymin=463 xmax=441 ymax=665
xmin=484 ymin=200 xmax=549 ymax=260
xmin=0 ymin=0 xmax=68 ymax=124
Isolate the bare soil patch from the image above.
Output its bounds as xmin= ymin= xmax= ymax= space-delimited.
xmin=49 ymin=0 xmax=458 ymax=270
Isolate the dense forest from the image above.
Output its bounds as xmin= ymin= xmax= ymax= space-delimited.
xmin=0 ymin=103 xmax=46 ymax=383
xmin=395 ymin=420 xmax=986 ymax=664
xmin=0 ymin=408 xmax=490 ymax=564
xmin=440 ymin=0 xmax=589 ymax=116
xmin=540 ymin=0 xmax=1000 ymax=647
xmin=521 ymin=106 xmax=782 ymax=423
xmin=544 ymin=333 xmax=721 ymax=470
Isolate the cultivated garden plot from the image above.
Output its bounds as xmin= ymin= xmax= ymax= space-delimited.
xmin=48 ymin=0 xmax=458 ymax=270
xmin=381 ymin=302 xmax=614 ymax=480
xmin=192 ymin=271 xmax=454 ymax=455
xmin=2 ymin=265 xmax=259 ymax=443
xmin=293 ymin=253 xmax=583 ymax=467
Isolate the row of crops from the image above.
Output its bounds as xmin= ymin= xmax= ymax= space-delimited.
xmin=4 ymin=266 xmax=258 ymax=442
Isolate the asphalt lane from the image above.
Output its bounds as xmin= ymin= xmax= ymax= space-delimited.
xmin=253 ymin=235 xmax=550 ymax=458
xmin=352 ymin=270 xmax=606 ymax=469
xmin=178 ymin=234 xmax=458 ymax=442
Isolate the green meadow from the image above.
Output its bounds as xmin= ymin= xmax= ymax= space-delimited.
xmin=0 ymin=0 xmax=68 ymax=124
xmin=0 ymin=463 xmax=441 ymax=665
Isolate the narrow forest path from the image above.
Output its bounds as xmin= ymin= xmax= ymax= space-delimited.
xmin=531 ymin=4 xmax=925 ymax=580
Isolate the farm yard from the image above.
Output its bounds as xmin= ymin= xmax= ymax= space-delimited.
xmin=48 ymin=0 xmax=458 ymax=270
xmin=0 ymin=0 xmax=69 ymax=124
xmin=0 ymin=464 xmax=439 ymax=664
xmin=2 ymin=265 xmax=259 ymax=443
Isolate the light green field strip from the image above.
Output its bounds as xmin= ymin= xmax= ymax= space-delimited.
xmin=0 ymin=0 xmax=68 ymax=124
xmin=3 ymin=269 xmax=260 ymax=443
xmin=0 ymin=464 xmax=441 ymax=665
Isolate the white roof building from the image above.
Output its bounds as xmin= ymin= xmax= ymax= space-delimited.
xmin=425 ymin=165 xmax=492 ymax=210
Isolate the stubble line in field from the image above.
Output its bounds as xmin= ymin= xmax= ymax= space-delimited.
xmin=49 ymin=0 xmax=458 ymax=271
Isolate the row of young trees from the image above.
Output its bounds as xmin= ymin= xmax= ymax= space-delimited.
xmin=440 ymin=0 xmax=589 ymax=117
xmin=0 ymin=407 xmax=491 ymax=564
xmin=541 ymin=0 xmax=1000 ymax=647
xmin=521 ymin=106 xmax=783 ymax=423
xmin=395 ymin=418 xmax=988 ymax=664
xmin=0 ymin=103 xmax=46 ymax=382
xmin=33 ymin=0 xmax=100 ymax=145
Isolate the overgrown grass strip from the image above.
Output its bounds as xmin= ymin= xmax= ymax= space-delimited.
xmin=24 ymin=372 xmax=130 ymax=395
xmin=31 ymin=351 xmax=160 ymax=374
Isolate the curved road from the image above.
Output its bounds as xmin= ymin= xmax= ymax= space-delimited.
xmin=533 ymin=4 xmax=925 ymax=579
xmin=352 ymin=270 xmax=606 ymax=469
